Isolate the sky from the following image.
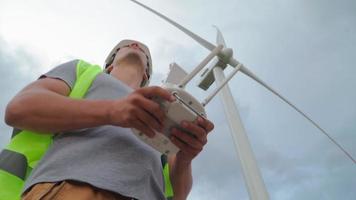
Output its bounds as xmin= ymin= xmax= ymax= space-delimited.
xmin=0 ymin=0 xmax=355 ymax=199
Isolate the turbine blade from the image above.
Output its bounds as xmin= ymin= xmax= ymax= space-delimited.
xmin=213 ymin=25 xmax=226 ymax=47
xmin=130 ymin=0 xmax=216 ymax=51
xmin=237 ymin=63 xmax=356 ymax=164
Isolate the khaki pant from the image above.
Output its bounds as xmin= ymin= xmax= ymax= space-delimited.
xmin=22 ymin=180 xmax=136 ymax=200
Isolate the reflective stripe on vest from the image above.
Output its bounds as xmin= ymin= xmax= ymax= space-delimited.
xmin=0 ymin=60 xmax=102 ymax=200
xmin=0 ymin=150 xmax=27 ymax=180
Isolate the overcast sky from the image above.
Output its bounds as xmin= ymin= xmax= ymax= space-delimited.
xmin=0 ymin=0 xmax=355 ymax=199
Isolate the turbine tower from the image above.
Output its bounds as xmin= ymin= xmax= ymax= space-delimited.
xmin=129 ymin=0 xmax=356 ymax=199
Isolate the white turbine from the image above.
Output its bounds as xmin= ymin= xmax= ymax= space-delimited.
xmin=129 ymin=0 xmax=356 ymax=199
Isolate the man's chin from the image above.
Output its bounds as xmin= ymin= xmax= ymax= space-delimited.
xmin=117 ymin=51 xmax=145 ymax=66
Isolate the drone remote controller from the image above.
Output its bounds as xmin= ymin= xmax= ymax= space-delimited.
xmin=132 ymin=82 xmax=206 ymax=155
xmin=131 ymin=44 xmax=235 ymax=155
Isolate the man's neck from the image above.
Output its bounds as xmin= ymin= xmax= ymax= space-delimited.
xmin=110 ymin=63 xmax=143 ymax=89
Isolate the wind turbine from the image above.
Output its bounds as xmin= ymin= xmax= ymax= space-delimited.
xmin=129 ymin=0 xmax=356 ymax=199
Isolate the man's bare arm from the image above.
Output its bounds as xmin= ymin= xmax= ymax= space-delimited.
xmin=168 ymin=118 xmax=214 ymax=200
xmin=5 ymin=77 xmax=173 ymax=135
xmin=5 ymin=78 xmax=111 ymax=133
xmin=168 ymin=155 xmax=193 ymax=200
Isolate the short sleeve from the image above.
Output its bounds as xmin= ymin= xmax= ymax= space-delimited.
xmin=39 ymin=59 xmax=79 ymax=90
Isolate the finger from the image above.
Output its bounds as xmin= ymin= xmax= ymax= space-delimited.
xmin=135 ymin=96 xmax=166 ymax=124
xmin=138 ymin=86 xmax=175 ymax=102
xmin=196 ymin=117 xmax=214 ymax=133
xmin=135 ymin=108 xmax=163 ymax=133
xmin=170 ymin=134 xmax=200 ymax=156
xmin=180 ymin=121 xmax=207 ymax=145
xmin=132 ymin=119 xmax=155 ymax=138
xmin=171 ymin=128 xmax=204 ymax=150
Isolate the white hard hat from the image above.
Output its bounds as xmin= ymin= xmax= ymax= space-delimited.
xmin=104 ymin=39 xmax=152 ymax=87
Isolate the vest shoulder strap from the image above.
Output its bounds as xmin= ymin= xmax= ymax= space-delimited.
xmin=70 ymin=60 xmax=102 ymax=99
xmin=161 ymin=154 xmax=174 ymax=198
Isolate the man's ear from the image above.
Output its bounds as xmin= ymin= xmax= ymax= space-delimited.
xmin=105 ymin=65 xmax=114 ymax=74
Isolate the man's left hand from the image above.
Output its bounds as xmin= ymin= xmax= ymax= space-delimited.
xmin=170 ymin=117 xmax=214 ymax=164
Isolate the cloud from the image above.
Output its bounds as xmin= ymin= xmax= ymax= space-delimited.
xmin=0 ymin=37 xmax=42 ymax=149
xmin=178 ymin=0 xmax=356 ymax=199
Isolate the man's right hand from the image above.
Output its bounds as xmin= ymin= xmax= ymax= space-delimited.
xmin=107 ymin=86 xmax=175 ymax=137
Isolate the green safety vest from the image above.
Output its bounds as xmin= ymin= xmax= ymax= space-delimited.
xmin=0 ymin=60 xmax=173 ymax=200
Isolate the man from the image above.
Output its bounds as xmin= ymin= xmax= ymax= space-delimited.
xmin=5 ymin=39 xmax=214 ymax=200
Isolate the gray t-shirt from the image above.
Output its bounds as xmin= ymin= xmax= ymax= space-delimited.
xmin=23 ymin=60 xmax=166 ymax=200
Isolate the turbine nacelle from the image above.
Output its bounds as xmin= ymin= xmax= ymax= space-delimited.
xmin=219 ymin=48 xmax=233 ymax=64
